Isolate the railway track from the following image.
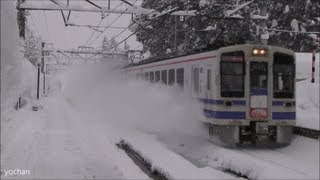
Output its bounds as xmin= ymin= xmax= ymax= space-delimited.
xmin=117 ymin=139 xmax=247 ymax=180
xmin=293 ymin=126 xmax=319 ymax=139
xmin=116 ymin=140 xmax=169 ymax=180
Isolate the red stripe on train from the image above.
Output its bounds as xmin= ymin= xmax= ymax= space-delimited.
xmin=126 ymin=55 xmax=217 ymax=71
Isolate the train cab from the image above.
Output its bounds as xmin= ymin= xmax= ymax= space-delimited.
xmin=212 ymin=45 xmax=296 ymax=145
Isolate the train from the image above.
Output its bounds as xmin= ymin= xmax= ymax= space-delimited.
xmin=124 ymin=44 xmax=296 ymax=146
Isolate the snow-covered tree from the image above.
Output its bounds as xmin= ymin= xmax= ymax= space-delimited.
xmin=134 ymin=0 xmax=319 ymax=54
xmin=17 ymin=0 xmax=26 ymax=39
xmin=24 ymin=26 xmax=41 ymax=66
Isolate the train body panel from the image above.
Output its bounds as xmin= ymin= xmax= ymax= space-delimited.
xmin=124 ymin=44 xmax=296 ymax=145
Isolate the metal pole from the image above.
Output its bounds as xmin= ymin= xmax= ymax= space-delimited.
xmin=37 ymin=63 xmax=40 ymax=100
xmin=174 ymin=16 xmax=178 ymax=53
xmin=41 ymin=42 xmax=46 ymax=94
xmin=311 ymin=35 xmax=316 ymax=83
xmin=43 ymin=71 xmax=46 ymax=94
xmin=259 ymin=5 xmax=268 ymax=45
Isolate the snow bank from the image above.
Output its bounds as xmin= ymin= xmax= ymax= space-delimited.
xmin=157 ymin=133 xmax=319 ymax=180
xmin=1 ymin=0 xmax=24 ymax=118
xmin=120 ymin=132 xmax=234 ymax=179
xmin=1 ymin=1 xmax=38 ymax=161
xmin=1 ymin=1 xmax=37 ymax=119
xmin=296 ymin=53 xmax=320 ymax=130
xmin=296 ymin=53 xmax=320 ymax=80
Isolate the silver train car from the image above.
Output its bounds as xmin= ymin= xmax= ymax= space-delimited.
xmin=125 ymin=44 xmax=296 ymax=146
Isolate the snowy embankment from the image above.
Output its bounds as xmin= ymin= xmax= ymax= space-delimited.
xmin=156 ymin=133 xmax=319 ymax=179
xmin=1 ymin=0 xmax=24 ymax=119
xmin=1 ymin=0 xmax=38 ymax=155
xmin=296 ymin=53 xmax=319 ymax=130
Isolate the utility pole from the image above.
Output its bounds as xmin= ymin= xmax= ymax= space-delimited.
xmin=310 ymin=34 xmax=317 ymax=83
xmin=174 ymin=15 xmax=178 ymax=53
xmin=258 ymin=3 xmax=268 ymax=45
xmin=41 ymin=42 xmax=46 ymax=95
xmin=37 ymin=63 xmax=40 ymax=100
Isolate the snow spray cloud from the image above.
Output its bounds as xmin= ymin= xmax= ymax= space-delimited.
xmin=50 ymin=63 xmax=207 ymax=137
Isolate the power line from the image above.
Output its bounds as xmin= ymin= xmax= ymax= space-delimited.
xmin=87 ymin=0 xmax=139 ymax=47
xmin=90 ymin=1 xmax=196 ymax=59
xmin=29 ymin=14 xmax=40 ymax=35
xmin=42 ymin=0 xmax=51 ymax=42
xmin=108 ymin=32 xmax=135 ymax=51
xmin=267 ymin=28 xmax=320 ymax=34
xmin=85 ymin=2 xmax=124 ymax=46
xmin=133 ymin=44 xmax=142 ymax=50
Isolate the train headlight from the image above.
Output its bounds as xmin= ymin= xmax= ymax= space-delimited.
xmin=260 ymin=49 xmax=266 ymax=55
xmin=252 ymin=48 xmax=267 ymax=56
xmin=253 ymin=49 xmax=259 ymax=55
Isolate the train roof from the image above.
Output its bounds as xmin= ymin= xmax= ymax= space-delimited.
xmin=126 ymin=44 xmax=295 ymax=68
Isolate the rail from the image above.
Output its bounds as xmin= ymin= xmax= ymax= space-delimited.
xmin=293 ymin=126 xmax=320 ymax=139
xmin=116 ymin=140 xmax=169 ymax=180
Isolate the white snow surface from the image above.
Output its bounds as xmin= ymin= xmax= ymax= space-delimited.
xmin=1 ymin=3 xmax=319 ymax=177
xmin=1 ymin=0 xmax=24 ymax=120
xmin=156 ymin=133 xmax=319 ymax=179
xmin=1 ymin=57 xmax=319 ymax=179
xmin=296 ymin=53 xmax=320 ymax=130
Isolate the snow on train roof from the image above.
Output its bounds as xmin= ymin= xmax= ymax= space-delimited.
xmin=126 ymin=44 xmax=295 ymax=68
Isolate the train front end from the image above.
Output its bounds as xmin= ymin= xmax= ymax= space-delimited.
xmin=211 ymin=45 xmax=296 ymax=146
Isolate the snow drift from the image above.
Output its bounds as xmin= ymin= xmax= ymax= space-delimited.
xmin=50 ymin=63 xmax=206 ymax=138
xmin=1 ymin=0 xmax=37 ymax=120
xmin=295 ymin=53 xmax=320 ymax=129
xmin=1 ymin=0 xmax=24 ymax=118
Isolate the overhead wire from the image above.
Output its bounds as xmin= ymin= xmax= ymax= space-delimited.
xmin=87 ymin=0 xmax=139 ymax=47
xmin=99 ymin=0 xmax=195 ymax=52
xmin=89 ymin=5 xmax=162 ymax=58
xmin=29 ymin=14 xmax=40 ymax=36
xmin=42 ymin=0 xmax=51 ymax=42
xmin=132 ymin=44 xmax=143 ymax=50
xmin=85 ymin=1 xmax=124 ymax=46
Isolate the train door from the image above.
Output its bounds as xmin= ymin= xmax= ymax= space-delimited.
xmin=249 ymin=61 xmax=268 ymax=119
xmin=204 ymin=65 xmax=212 ymax=112
xmin=192 ymin=66 xmax=200 ymax=98
xmin=192 ymin=65 xmax=211 ymax=99
xmin=204 ymin=65 xmax=212 ymax=100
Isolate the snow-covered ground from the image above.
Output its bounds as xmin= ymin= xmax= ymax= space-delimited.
xmin=295 ymin=53 xmax=320 ymax=130
xmin=3 ymin=60 xmax=318 ymax=179
xmin=1 ymin=0 xmax=24 ymax=121
xmin=1 ymin=1 xmax=319 ymax=178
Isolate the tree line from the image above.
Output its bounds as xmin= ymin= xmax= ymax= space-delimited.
xmin=132 ymin=0 xmax=320 ymax=57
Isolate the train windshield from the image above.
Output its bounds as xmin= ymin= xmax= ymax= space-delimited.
xmin=273 ymin=53 xmax=295 ymax=98
xmin=220 ymin=51 xmax=245 ymax=97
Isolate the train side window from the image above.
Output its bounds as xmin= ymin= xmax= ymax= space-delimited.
xmin=176 ymin=68 xmax=184 ymax=88
xmin=144 ymin=72 xmax=149 ymax=81
xmin=161 ymin=70 xmax=167 ymax=84
xmin=136 ymin=73 xmax=143 ymax=80
xmin=155 ymin=71 xmax=160 ymax=83
xmin=150 ymin=72 xmax=155 ymax=83
xmin=273 ymin=53 xmax=295 ymax=98
xmin=193 ymin=68 xmax=199 ymax=93
xmin=220 ymin=51 xmax=245 ymax=97
xmin=207 ymin=69 xmax=212 ymax=90
xmin=168 ymin=69 xmax=175 ymax=85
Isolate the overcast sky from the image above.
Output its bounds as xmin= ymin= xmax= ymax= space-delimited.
xmin=26 ymin=0 xmax=143 ymax=50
